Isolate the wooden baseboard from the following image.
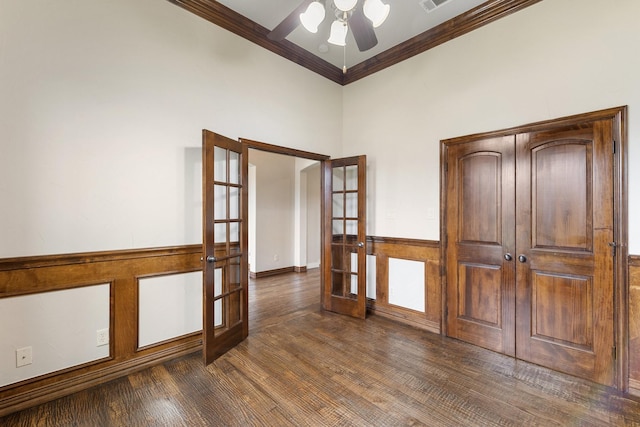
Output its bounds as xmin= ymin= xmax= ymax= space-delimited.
xmin=0 ymin=340 xmax=201 ymax=417
xmin=294 ymin=266 xmax=307 ymax=273
xmin=250 ymin=266 xmax=295 ymax=279
xmin=370 ymin=301 xmax=440 ymax=334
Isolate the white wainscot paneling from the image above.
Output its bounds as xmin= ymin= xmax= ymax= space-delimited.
xmin=0 ymin=284 xmax=110 ymax=387
xmin=349 ymin=253 xmax=377 ymax=299
xmin=367 ymin=254 xmax=376 ymax=299
xmin=138 ymin=271 xmax=202 ymax=348
xmin=388 ymin=258 xmax=425 ymax=312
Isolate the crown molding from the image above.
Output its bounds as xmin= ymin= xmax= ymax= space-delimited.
xmin=167 ymin=0 xmax=541 ymax=85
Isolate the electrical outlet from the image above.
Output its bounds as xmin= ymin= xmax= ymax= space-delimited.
xmin=273 ymin=254 xmax=279 ymax=261
xmin=16 ymin=346 xmax=32 ymax=367
xmin=96 ymin=328 xmax=109 ymax=347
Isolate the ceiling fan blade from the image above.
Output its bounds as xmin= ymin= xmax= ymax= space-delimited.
xmin=267 ymin=0 xmax=314 ymax=41
xmin=350 ymin=3 xmax=378 ymax=52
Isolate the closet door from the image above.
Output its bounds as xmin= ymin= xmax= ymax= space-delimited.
xmin=515 ymin=122 xmax=615 ymax=386
xmin=444 ymin=136 xmax=516 ymax=356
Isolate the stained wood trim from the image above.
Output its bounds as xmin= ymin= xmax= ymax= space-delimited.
xmin=0 ymin=247 xmax=203 ymax=298
xmin=0 ymin=245 xmax=202 ymax=272
xmin=344 ymin=0 xmax=543 ymax=84
xmin=0 ymin=341 xmax=201 ymax=417
xmin=367 ymin=236 xmax=439 ymax=248
xmin=166 ymin=0 xmax=343 ymax=84
xmin=369 ymin=300 xmax=440 ymax=333
xmin=629 ymin=255 xmax=640 ymax=394
xmin=0 ymin=245 xmax=204 ymax=417
xmin=366 ymin=236 xmax=441 ymax=333
xmin=166 ymin=0 xmax=540 ymax=85
xmin=250 ymin=267 xmax=295 ymax=279
xmin=241 ymin=138 xmax=330 ymax=161
xmin=442 ymin=106 xmax=627 ymax=145
xmin=615 ymin=108 xmax=629 ymax=391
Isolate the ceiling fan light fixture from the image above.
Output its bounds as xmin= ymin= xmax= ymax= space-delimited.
xmin=334 ymin=0 xmax=358 ymax=12
xmin=363 ymin=0 xmax=390 ymax=28
xmin=327 ymin=20 xmax=348 ymax=46
xmin=300 ymin=1 xmax=326 ymax=33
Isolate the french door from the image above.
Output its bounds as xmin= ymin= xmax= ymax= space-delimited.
xmin=322 ymin=156 xmax=367 ymax=319
xmin=444 ymin=114 xmax=619 ymax=386
xmin=202 ymin=133 xmax=367 ymax=362
xmin=202 ymin=130 xmax=248 ymax=364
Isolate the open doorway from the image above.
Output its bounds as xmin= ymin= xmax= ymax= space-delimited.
xmin=247 ymin=149 xmax=321 ymax=278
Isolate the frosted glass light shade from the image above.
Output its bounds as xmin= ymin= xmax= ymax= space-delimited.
xmin=328 ymin=20 xmax=348 ymax=46
xmin=363 ymin=0 xmax=390 ymax=27
xmin=334 ymin=0 xmax=357 ymax=12
xmin=300 ymin=1 xmax=326 ymax=33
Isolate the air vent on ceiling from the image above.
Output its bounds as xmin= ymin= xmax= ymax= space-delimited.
xmin=419 ymin=0 xmax=450 ymax=13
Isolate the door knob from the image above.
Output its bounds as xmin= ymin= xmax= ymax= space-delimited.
xmin=357 ymin=242 xmax=365 ymax=248
xmin=504 ymin=253 xmax=513 ymax=261
xmin=206 ymin=255 xmax=216 ymax=263
xmin=518 ymin=255 xmax=527 ymax=263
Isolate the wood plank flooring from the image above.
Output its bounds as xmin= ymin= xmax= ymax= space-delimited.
xmin=2 ymin=269 xmax=640 ymax=426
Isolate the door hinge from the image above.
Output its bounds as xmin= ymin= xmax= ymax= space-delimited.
xmin=613 ymin=346 xmax=617 ymax=360
xmin=608 ymin=242 xmax=617 ymax=257
xmin=613 ymin=139 xmax=616 ymax=154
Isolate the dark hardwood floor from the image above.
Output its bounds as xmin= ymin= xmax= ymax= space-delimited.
xmin=2 ymin=269 xmax=640 ymax=426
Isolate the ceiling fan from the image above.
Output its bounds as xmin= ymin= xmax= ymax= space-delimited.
xmin=267 ymin=0 xmax=390 ymax=53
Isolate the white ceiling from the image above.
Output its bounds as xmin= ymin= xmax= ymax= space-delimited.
xmin=215 ymin=0 xmax=488 ymax=69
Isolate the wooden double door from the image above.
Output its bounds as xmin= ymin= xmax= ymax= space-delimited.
xmin=443 ymin=113 xmax=620 ymax=386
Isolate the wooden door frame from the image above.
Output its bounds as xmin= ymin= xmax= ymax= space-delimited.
xmin=440 ymin=106 xmax=628 ymax=391
xmin=239 ymin=138 xmax=330 ymax=303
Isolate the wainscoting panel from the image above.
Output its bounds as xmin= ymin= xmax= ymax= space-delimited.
xmin=629 ymin=255 xmax=640 ymax=395
xmin=2 ymin=243 xmax=637 ymax=413
xmin=367 ymin=237 xmax=441 ymax=333
xmin=388 ymin=258 xmax=425 ymax=312
xmin=138 ymin=271 xmax=203 ymax=349
xmin=0 ymin=284 xmax=111 ymax=388
xmin=0 ymin=245 xmax=203 ymax=417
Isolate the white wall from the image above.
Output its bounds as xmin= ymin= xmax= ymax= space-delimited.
xmin=342 ymin=0 xmax=640 ymax=254
xmin=293 ymin=159 xmax=321 ymax=269
xmin=0 ymin=0 xmax=343 ymax=258
xmin=249 ymin=150 xmax=296 ymax=272
xmin=0 ymin=284 xmax=110 ymax=387
xmin=138 ymin=271 xmax=202 ymax=348
xmin=305 ymin=163 xmax=321 ymax=268
xmin=0 ymin=0 xmax=341 ymax=386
